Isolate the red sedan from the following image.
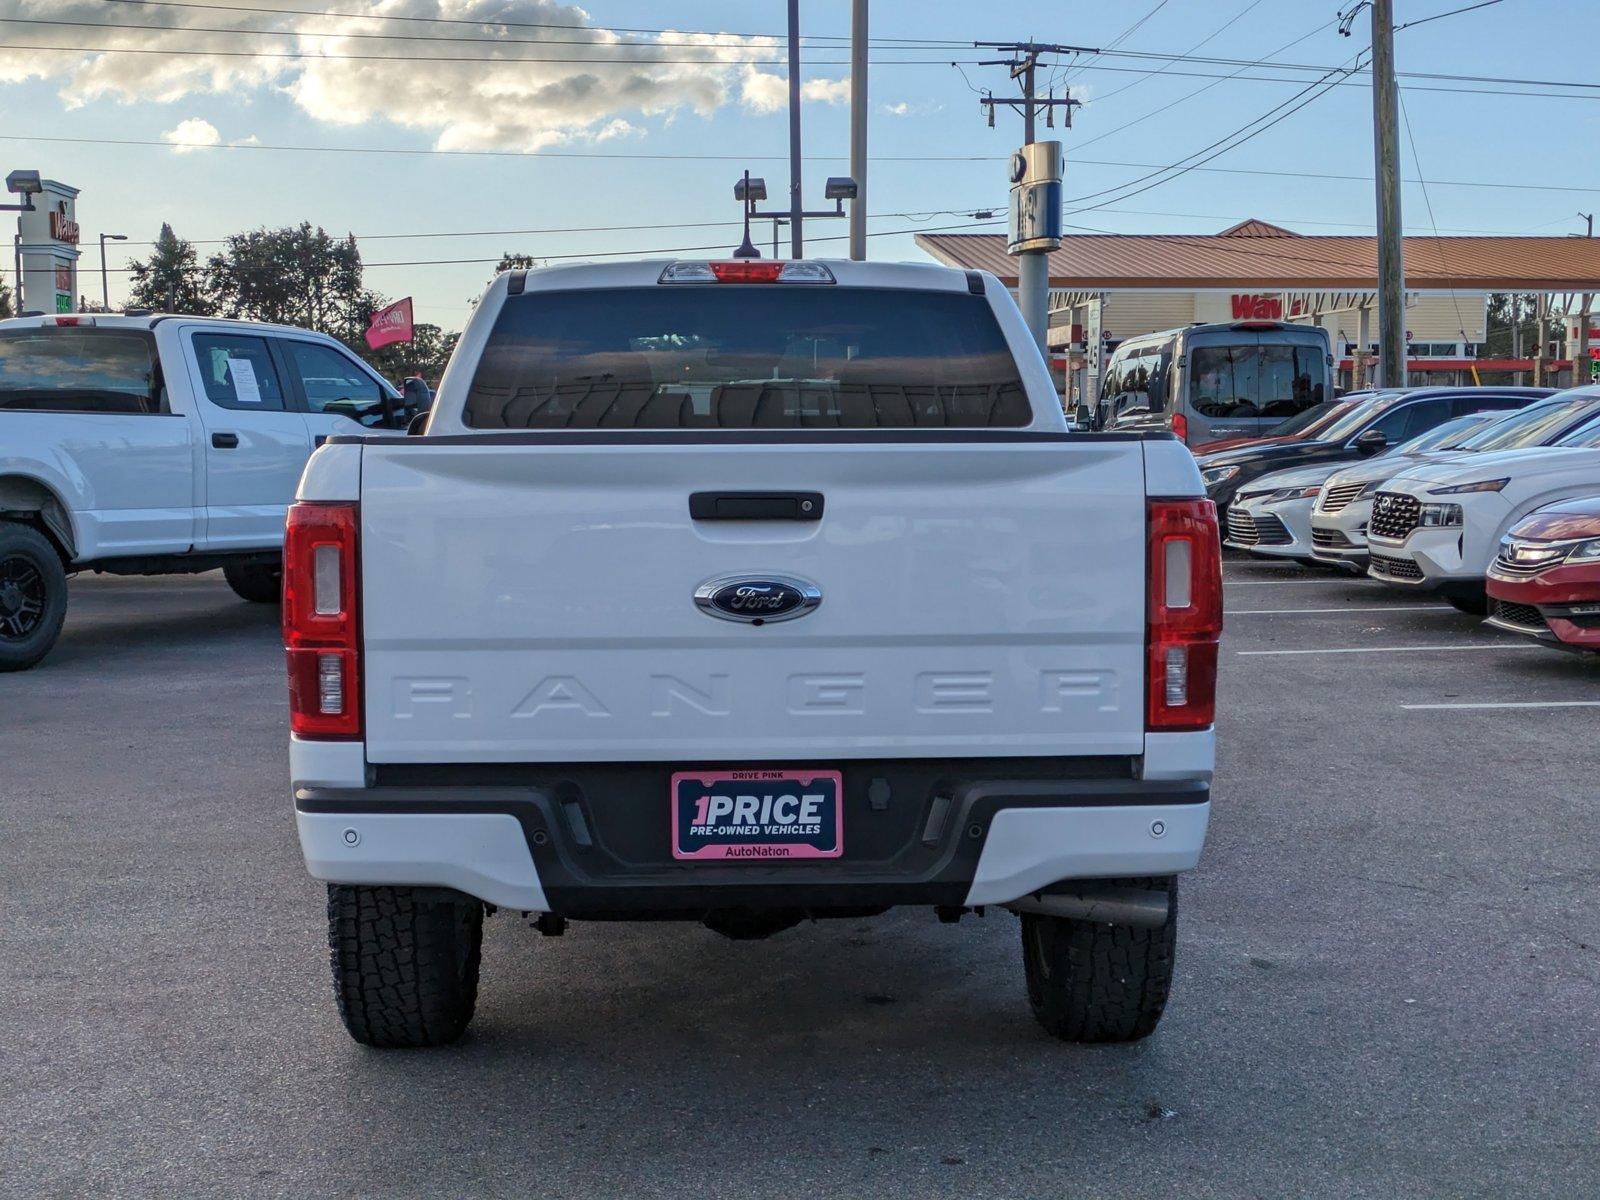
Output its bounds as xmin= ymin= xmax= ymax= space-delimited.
xmin=1486 ymin=495 xmax=1600 ymax=651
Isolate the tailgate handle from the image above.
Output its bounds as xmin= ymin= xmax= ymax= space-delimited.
xmin=689 ymin=491 xmax=824 ymax=521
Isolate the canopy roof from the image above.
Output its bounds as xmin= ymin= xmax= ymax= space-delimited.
xmin=915 ymin=221 xmax=1600 ymax=292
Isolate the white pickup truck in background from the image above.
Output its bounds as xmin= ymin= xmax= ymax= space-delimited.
xmin=0 ymin=313 xmax=423 ymax=670
xmin=287 ymin=259 xmax=1222 ymax=1049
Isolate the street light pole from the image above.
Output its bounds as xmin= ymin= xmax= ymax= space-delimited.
xmin=99 ymin=232 xmax=126 ymax=311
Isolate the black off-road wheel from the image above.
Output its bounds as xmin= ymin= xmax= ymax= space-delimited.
xmin=326 ymin=885 xmax=484 ymax=1048
xmin=223 ymin=561 xmax=282 ymax=604
xmin=1021 ymin=876 xmax=1178 ymax=1043
xmin=0 ymin=521 xmax=69 ymax=672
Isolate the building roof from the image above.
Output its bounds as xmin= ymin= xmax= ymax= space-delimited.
xmin=915 ymin=223 xmax=1600 ymax=292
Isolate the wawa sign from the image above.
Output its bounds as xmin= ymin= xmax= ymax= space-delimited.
xmin=48 ymin=202 xmax=79 ymax=245
xmin=1231 ymin=293 xmax=1305 ymax=320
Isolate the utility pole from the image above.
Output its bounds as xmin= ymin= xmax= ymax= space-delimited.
xmin=848 ymin=0 xmax=867 ymax=260
xmin=1577 ymin=213 xmax=1593 ymax=387
xmin=1535 ymin=293 xmax=1549 ymax=386
xmin=1369 ymin=0 xmax=1407 ymax=388
xmin=786 ymin=0 xmax=803 ymax=259
xmin=975 ymin=41 xmax=1089 ymax=356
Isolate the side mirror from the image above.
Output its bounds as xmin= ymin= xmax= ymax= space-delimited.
xmin=401 ymin=377 xmax=433 ymax=414
xmin=1073 ymin=403 xmax=1094 ymax=429
xmin=1354 ymin=428 xmax=1387 ymax=456
xmin=406 ymin=410 xmax=430 ymax=437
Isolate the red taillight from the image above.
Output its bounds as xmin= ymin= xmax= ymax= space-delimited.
xmin=708 ymin=260 xmax=786 ymax=283
xmin=1147 ymin=498 xmax=1222 ymax=732
xmin=283 ymin=501 xmax=361 ymax=739
xmin=1171 ymin=412 xmax=1189 ymax=443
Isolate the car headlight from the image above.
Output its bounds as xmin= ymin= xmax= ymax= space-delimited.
xmin=1357 ymin=480 xmax=1385 ymax=499
xmin=1201 ymin=465 xmax=1241 ymax=490
xmin=1419 ymin=502 xmax=1463 ymax=528
xmin=1427 ymin=477 xmax=1509 ymax=495
xmin=1264 ymin=485 xmax=1322 ymax=505
xmin=1566 ymin=537 xmax=1600 ymax=562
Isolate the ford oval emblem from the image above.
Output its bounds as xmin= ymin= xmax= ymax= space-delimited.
xmin=694 ymin=574 xmax=822 ymax=624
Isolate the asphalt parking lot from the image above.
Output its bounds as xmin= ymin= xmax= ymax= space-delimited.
xmin=4 ymin=563 xmax=1598 ymax=1200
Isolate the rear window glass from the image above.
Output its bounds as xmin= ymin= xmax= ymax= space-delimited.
xmin=1191 ymin=341 xmax=1326 ymax=419
xmin=463 ymin=286 xmax=1030 ymax=429
xmin=0 ymin=328 xmax=163 ymax=414
xmin=1457 ymin=399 xmax=1590 ymax=451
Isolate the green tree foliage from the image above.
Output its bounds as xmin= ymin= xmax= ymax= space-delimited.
xmin=126 ymin=223 xmax=212 ymax=314
xmin=0 ymin=273 xmax=12 ymax=319
xmin=1482 ymin=293 xmax=1544 ymax=359
xmin=207 ymin=223 xmax=363 ymax=339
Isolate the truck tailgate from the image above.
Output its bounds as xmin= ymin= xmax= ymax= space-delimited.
xmin=358 ymin=438 xmax=1147 ymax=763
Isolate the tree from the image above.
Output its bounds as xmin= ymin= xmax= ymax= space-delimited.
xmin=126 ymin=223 xmax=211 ymax=314
xmin=0 ymin=273 xmax=12 ymax=320
xmin=207 ymin=223 xmax=362 ymax=338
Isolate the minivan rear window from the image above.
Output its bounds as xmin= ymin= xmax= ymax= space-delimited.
xmin=463 ymin=286 xmax=1030 ymax=429
xmin=1191 ymin=342 xmax=1325 ymax=419
xmin=0 ymin=328 xmax=163 ymax=414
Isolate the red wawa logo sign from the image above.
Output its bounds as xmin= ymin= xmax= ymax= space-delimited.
xmin=49 ymin=203 xmax=80 ymax=245
xmin=1231 ymin=294 xmax=1307 ymax=320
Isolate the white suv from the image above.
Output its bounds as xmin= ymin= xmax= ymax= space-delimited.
xmin=1312 ymin=394 xmax=1600 ymax=571
xmin=1366 ymin=416 xmax=1600 ymax=608
xmin=1228 ymin=413 xmax=1498 ymax=563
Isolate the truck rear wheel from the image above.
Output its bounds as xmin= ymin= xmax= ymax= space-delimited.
xmin=1020 ymin=876 xmax=1178 ymax=1043
xmin=223 ymin=562 xmax=282 ymax=604
xmin=326 ymin=885 xmax=484 ymax=1048
xmin=0 ymin=521 xmax=68 ymax=672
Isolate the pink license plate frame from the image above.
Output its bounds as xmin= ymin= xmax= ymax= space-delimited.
xmin=671 ymin=769 xmax=844 ymax=861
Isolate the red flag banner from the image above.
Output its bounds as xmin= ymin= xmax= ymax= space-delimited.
xmin=365 ymin=296 xmax=414 ymax=350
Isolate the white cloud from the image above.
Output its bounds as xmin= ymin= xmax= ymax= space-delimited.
xmin=593 ymin=118 xmax=641 ymax=142
xmin=879 ymin=99 xmax=944 ymax=118
xmin=0 ymin=0 xmax=785 ymax=151
xmin=740 ymin=70 xmax=852 ymax=114
xmin=162 ymin=117 xmax=221 ymax=153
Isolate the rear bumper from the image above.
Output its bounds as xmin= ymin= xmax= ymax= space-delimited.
xmin=294 ymin=765 xmax=1210 ymax=914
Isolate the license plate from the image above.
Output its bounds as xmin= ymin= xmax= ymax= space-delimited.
xmin=671 ymin=769 xmax=843 ymax=861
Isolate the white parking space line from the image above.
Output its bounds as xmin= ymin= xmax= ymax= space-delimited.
xmin=1400 ymin=701 xmax=1600 ymax=711
xmin=1238 ymin=644 xmax=1540 ymax=657
xmin=1226 ymin=605 xmax=1455 ymax=615
xmin=1224 ymin=578 xmax=1383 ymax=587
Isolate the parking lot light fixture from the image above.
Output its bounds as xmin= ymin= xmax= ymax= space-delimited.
xmin=99 ymin=233 xmax=127 ymax=310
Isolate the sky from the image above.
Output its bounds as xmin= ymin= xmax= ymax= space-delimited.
xmin=0 ymin=0 xmax=1592 ymax=329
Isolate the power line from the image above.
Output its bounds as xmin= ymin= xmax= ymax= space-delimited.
xmin=1085 ymin=0 xmax=1268 ymax=105
xmin=1075 ymin=16 xmax=1336 ymax=151
xmin=10 ymin=131 xmax=1600 ymax=196
xmin=1062 ymin=46 xmax=1369 ymax=211
xmin=1393 ymin=0 xmax=1505 ymax=34
xmin=96 ymin=214 xmax=1016 ymax=272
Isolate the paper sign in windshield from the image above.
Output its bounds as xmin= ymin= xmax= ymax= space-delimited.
xmin=229 ymin=357 xmax=262 ymax=403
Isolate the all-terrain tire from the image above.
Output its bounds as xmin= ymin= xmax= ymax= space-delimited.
xmin=1020 ymin=876 xmax=1178 ymax=1043
xmin=326 ymin=885 xmax=484 ymax=1048
xmin=224 ymin=561 xmax=282 ymax=604
xmin=1445 ymin=590 xmax=1489 ymax=617
xmin=0 ymin=521 xmax=69 ymax=672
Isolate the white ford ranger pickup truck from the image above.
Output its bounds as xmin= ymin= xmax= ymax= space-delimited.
xmin=0 ymin=313 xmax=420 ymax=670
xmin=286 ymin=259 xmax=1221 ymax=1048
